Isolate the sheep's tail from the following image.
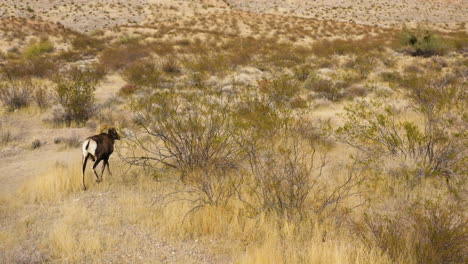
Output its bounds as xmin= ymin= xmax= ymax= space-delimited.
xmin=82 ymin=139 xmax=90 ymax=162
xmin=82 ymin=139 xmax=90 ymax=191
xmin=84 ymin=139 xmax=90 ymax=150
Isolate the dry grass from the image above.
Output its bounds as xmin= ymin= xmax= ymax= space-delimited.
xmin=17 ymin=163 xmax=84 ymax=203
xmin=46 ymin=204 xmax=110 ymax=262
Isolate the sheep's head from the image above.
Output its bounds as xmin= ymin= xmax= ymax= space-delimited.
xmin=108 ymin=127 xmax=121 ymax=140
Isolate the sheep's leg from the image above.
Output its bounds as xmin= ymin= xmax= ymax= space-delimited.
xmin=93 ymin=159 xmax=102 ymax=183
xmin=100 ymin=159 xmax=107 ymax=181
xmin=105 ymin=160 xmax=112 ymax=176
xmin=82 ymin=154 xmax=90 ymax=190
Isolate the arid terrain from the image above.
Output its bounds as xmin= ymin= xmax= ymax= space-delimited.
xmin=0 ymin=0 xmax=467 ymax=263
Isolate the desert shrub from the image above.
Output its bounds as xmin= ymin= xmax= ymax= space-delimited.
xmin=380 ymin=71 xmax=402 ymax=83
xmin=396 ymin=71 xmax=466 ymax=118
xmin=335 ymin=98 xmax=466 ymax=178
xmin=118 ymin=84 xmax=139 ymax=97
xmin=400 ymin=30 xmax=450 ymax=56
xmin=32 ymin=84 xmax=50 ymax=109
xmin=311 ymin=37 xmax=385 ymax=57
xmin=22 ymin=40 xmax=54 ymax=59
xmin=31 ymin=139 xmax=41 ymax=149
xmin=99 ymin=44 xmax=150 ymax=71
xmin=233 ymin=95 xmax=289 ymax=140
xmin=0 ymin=79 xmax=33 ymax=111
xmin=161 ymin=59 xmax=181 ymax=75
xmin=53 ymin=67 xmax=98 ymax=126
xmin=57 ymin=50 xmax=83 ymax=62
xmin=343 ymin=54 xmax=378 ymax=79
xmin=184 ymin=53 xmax=231 ymax=74
xmin=245 ymin=138 xmax=324 ymax=219
xmin=71 ymin=34 xmax=103 ymax=51
xmin=0 ymin=129 xmax=15 ymax=145
xmin=1 ymin=57 xmax=57 ymax=78
xmin=123 ymin=92 xmax=243 ymax=174
xmin=189 ymin=72 xmax=207 ymax=88
xmin=303 ymin=73 xmax=347 ymax=101
xmin=266 ymin=42 xmax=307 ymax=67
xmin=258 ymin=75 xmax=301 ymax=106
xmin=293 ymin=64 xmax=315 ymax=81
xmin=358 ymin=202 xmax=467 ymax=264
xmin=343 ymin=84 xmax=370 ymax=99
xmin=53 ymin=134 xmax=81 ymax=148
xmin=242 ymin=132 xmax=360 ymax=221
xmin=121 ymin=61 xmax=162 ymax=88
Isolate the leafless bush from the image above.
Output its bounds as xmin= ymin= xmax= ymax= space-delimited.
xmin=122 ymin=92 xmax=243 ymax=175
xmin=242 ymin=136 xmax=360 ymax=221
xmin=0 ymin=130 xmax=15 ymax=145
xmin=32 ymin=84 xmax=50 ymax=109
xmin=0 ymin=79 xmax=32 ymax=111
xmin=53 ymin=134 xmax=81 ymax=148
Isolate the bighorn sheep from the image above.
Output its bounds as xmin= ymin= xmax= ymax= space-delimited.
xmin=82 ymin=128 xmax=120 ymax=190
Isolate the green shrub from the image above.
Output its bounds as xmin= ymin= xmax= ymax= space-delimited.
xmin=335 ymin=98 xmax=466 ymax=178
xmin=400 ymin=30 xmax=450 ymax=56
xmin=54 ymin=67 xmax=98 ymax=126
xmin=22 ymin=40 xmax=54 ymax=59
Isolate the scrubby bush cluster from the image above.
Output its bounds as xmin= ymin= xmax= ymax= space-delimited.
xmin=336 ymin=69 xmax=467 ymax=179
xmin=53 ymin=67 xmax=100 ymax=126
xmin=0 ymin=79 xmax=50 ymax=111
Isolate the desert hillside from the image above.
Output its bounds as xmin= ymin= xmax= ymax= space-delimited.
xmin=0 ymin=0 xmax=467 ymax=263
xmin=0 ymin=0 xmax=467 ymax=32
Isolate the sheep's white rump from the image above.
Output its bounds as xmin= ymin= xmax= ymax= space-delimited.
xmin=82 ymin=139 xmax=98 ymax=158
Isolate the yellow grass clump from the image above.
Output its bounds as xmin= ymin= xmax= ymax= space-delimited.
xmin=17 ymin=163 xmax=85 ymax=203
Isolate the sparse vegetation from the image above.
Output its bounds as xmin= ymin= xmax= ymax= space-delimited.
xmin=1 ymin=2 xmax=467 ymax=264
